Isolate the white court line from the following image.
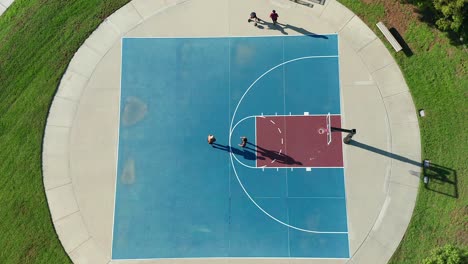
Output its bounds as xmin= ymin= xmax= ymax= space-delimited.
xmin=254 ymin=116 xmax=257 ymax=169
xmin=264 ymin=113 xmax=341 ymax=116
xmin=228 ymin=56 xmax=347 ymax=234
xmin=230 ymin=146 xmax=344 ymax=170
xmin=112 ymin=257 xmax=349 ymax=261
xmin=254 ymin=196 xmax=346 ymax=199
xmin=228 ymin=37 xmax=232 ymax=255
xmin=337 ymin=34 xmax=352 ymax=255
xmin=284 ymin=37 xmax=289 ymax=254
xmin=112 ymin=36 xmax=347 ymax=259
xmin=262 ymin=166 xmax=344 ymax=169
xmin=123 ymin=33 xmax=339 ymax=40
xmin=232 ymin=114 xmax=341 ymax=131
xmin=229 ymin=153 xmax=347 ymax=234
xmin=110 ymin=37 xmax=124 ymax=258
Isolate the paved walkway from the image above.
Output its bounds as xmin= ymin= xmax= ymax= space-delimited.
xmin=0 ymin=0 xmax=14 ymax=16
xmin=42 ymin=0 xmax=421 ymax=263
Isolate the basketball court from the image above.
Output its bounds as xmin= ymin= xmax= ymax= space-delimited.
xmin=112 ymin=35 xmax=349 ymax=259
xmin=41 ymin=1 xmax=422 ymax=263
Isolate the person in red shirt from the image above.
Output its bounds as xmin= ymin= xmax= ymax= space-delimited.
xmin=270 ymin=10 xmax=279 ymax=25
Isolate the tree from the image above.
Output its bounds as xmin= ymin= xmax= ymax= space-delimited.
xmin=433 ymin=0 xmax=467 ymax=33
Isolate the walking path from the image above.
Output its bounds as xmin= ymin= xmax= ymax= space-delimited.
xmin=0 ymin=0 xmax=14 ymax=16
xmin=42 ymin=0 xmax=421 ymax=263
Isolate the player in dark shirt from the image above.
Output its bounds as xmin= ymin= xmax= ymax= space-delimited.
xmin=270 ymin=10 xmax=279 ymax=25
xmin=248 ymin=11 xmax=260 ymax=26
xmin=239 ymin=136 xmax=248 ymax=148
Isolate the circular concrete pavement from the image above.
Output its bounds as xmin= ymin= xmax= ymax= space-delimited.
xmin=42 ymin=0 xmax=422 ymax=263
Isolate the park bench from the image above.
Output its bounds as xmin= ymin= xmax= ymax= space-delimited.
xmin=376 ymin=21 xmax=402 ymax=52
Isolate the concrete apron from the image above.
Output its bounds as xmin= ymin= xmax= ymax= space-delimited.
xmin=42 ymin=0 xmax=421 ymax=263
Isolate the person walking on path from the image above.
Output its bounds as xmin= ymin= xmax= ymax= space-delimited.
xmin=248 ymin=11 xmax=260 ymax=26
xmin=239 ymin=136 xmax=248 ymax=148
xmin=208 ymin=134 xmax=216 ymax=145
xmin=270 ymin=10 xmax=279 ymax=25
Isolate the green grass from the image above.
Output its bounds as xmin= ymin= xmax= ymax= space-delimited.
xmin=338 ymin=0 xmax=468 ymax=263
xmin=390 ymin=22 xmax=468 ymax=263
xmin=0 ymin=0 xmax=130 ymax=263
xmin=0 ymin=0 xmax=466 ymax=263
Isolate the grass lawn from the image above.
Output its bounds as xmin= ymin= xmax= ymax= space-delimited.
xmin=0 ymin=1 xmax=129 ymax=263
xmin=0 ymin=0 xmax=465 ymax=263
xmin=338 ymin=0 xmax=468 ymax=263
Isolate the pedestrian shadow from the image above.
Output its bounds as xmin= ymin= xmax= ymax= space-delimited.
xmin=349 ymin=140 xmax=458 ymax=198
xmin=212 ymin=143 xmax=259 ymax=161
xmin=255 ymin=19 xmax=328 ymax=38
xmin=246 ymin=142 xmax=302 ymax=165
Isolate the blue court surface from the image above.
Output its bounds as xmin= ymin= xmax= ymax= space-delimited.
xmin=112 ymin=35 xmax=349 ymax=259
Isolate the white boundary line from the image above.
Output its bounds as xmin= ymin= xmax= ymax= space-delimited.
xmin=232 ymin=114 xmax=341 ymax=136
xmin=254 ymin=116 xmax=257 ymax=168
xmin=231 ymin=151 xmax=344 ymax=169
xmin=227 ymin=37 xmax=232 ymax=255
xmin=229 ymin=56 xmax=348 ymax=234
xmin=231 ymin=115 xmax=345 ymax=170
xmin=337 ymin=34 xmax=352 ymax=257
xmin=122 ymin=33 xmax=339 ymax=40
xmin=282 ymin=40 xmax=291 ymax=257
xmin=255 ymin=196 xmax=346 ymax=199
xmin=112 ymin=257 xmax=349 ymax=261
xmin=111 ymin=36 xmax=348 ymax=259
xmin=110 ymin=37 xmax=124 ymax=258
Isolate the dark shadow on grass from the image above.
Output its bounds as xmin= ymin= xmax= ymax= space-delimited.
xmin=349 ymin=140 xmax=458 ymax=198
xmin=389 ymin=27 xmax=413 ymax=57
xmin=423 ymin=163 xmax=458 ymax=198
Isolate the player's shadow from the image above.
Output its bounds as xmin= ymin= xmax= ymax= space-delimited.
xmin=212 ymin=143 xmax=259 ymax=161
xmin=255 ymin=19 xmax=328 ymax=38
xmin=246 ymin=143 xmax=303 ymax=165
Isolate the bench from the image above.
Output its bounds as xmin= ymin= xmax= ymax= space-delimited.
xmin=376 ymin=21 xmax=402 ymax=52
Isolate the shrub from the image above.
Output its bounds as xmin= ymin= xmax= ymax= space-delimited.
xmin=422 ymin=244 xmax=468 ymax=264
xmin=433 ymin=0 xmax=467 ymax=33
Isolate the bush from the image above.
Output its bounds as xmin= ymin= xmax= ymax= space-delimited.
xmin=402 ymin=0 xmax=467 ymax=40
xmin=433 ymin=0 xmax=467 ymax=33
xmin=422 ymin=244 xmax=468 ymax=264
